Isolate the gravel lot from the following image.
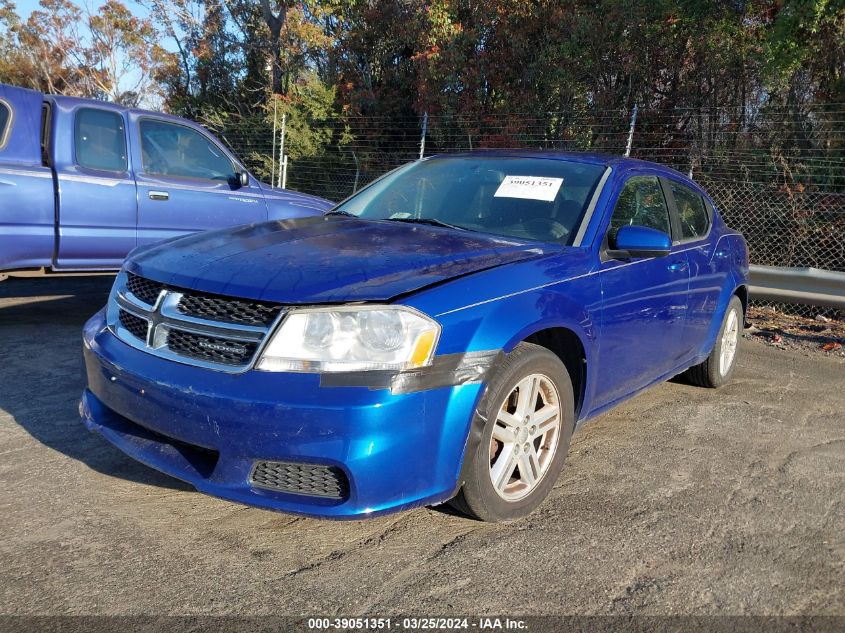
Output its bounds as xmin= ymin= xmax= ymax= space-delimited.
xmin=0 ymin=277 xmax=843 ymax=617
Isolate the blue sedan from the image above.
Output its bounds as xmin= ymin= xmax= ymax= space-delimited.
xmin=80 ymin=152 xmax=749 ymax=521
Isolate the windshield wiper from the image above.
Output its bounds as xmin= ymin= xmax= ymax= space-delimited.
xmin=325 ymin=209 xmax=357 ymax=217
xmin=386 ymin=217 xmax=472 ymax=232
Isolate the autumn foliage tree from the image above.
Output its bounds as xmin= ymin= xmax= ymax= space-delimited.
xmin=0 ymin=0 xmax=171 ymax=105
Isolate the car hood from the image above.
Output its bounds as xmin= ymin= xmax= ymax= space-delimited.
xmin=126 ymin=216 xmax=558 ymax=303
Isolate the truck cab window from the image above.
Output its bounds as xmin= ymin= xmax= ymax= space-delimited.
xmin=74 ymin=108 xmax=127 ymax=172
xmin=0 ymin=100 xmax=11 ymax=149
xmin=140 ymin=119 xmax=236 ymax=182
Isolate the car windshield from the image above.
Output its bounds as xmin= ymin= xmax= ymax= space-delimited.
xmin=334 ymin=156 xmax=606 ymax=244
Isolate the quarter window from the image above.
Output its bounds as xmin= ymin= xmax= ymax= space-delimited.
xmin=140 ymin=119 xmax=235 ymax=182
xmin=608 ymin=176 xmax=671 ymax=242
xmin=0 ymin=100 xmax=10 ymax=148
xmin=670 ymin=181 xmax=710 ymax=239
xmin=74 ymin=108 xmax=128 ymax=172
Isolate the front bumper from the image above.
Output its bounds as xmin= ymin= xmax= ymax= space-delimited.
xmin=81 ymin=310 xmax=484 ymax=518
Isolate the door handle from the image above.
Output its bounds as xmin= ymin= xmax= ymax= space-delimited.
xmin=667 ymin=261 xmax=688 ymax=273
xmin=148 ymin=190 xmax=169 ymax=201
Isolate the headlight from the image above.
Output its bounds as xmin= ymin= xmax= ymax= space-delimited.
xmin=256 ymin=306 xmax=440 ymax=373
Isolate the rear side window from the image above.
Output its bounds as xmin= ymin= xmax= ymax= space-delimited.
xmin=74 ymin=108 xmax=127 ymax=172
xmin=0 ymin=100 xmax=11 ymax=149
xmin=670 ymin=181 xmax=710 ymax=239
xmin=608 ymin=175 xmax=671 ymax=241
xmin=139 ymin=119 xmax=235 ymax=182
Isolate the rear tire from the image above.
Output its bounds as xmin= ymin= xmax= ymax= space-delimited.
xmin=449 ymin=342 xmax=574 ymax=522
xmin=686 ymin=295 xmax=743 ymax=388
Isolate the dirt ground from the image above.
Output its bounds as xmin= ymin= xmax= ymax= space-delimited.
xmin=0 ymin=277 xmax=843 ymax=617
xmin=745 ymin=306 xmax=845 ymax=359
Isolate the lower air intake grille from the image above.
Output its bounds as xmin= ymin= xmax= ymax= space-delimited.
xmin=166 ymin=329 xmax=257 ymax=366
xmin=251 ymin=461 xmax=350 ymax=500
xmin=119 ymin=309 xmax=149 ymax=341
xmin=126 ymin=272 xmax=164 ymax=305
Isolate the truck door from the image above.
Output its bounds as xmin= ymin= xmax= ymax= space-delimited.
xmin=53 ymin=104 xmax=138 ymax=269
xmin=130 ymin=115 xmax=267 ymax=247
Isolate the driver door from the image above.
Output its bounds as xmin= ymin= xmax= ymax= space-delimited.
xmin=131 ymin=115 xmax=267 ymax=248
xmin=593 ymin=173 xmax=691 ymax=409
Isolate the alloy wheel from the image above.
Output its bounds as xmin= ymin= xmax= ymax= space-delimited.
xmin=488 ymin=373 xmax=561 ymax=501
xmin=720 ymin=308 xmax=739 ymax=376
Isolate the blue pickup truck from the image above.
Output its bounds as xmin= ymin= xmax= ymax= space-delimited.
xmin=0 ymin=83 xmax=330 ymax=280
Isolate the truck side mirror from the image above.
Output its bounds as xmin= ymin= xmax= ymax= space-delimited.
xmin=238 ymin=172 xmax=249 ymax=188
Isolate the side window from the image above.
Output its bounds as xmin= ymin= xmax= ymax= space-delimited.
xmin=0 ymin=100 xmax=10 ymax=149
xmin=608 ymin=175 xmax=671 ymax=242
xmin=140 ymin=119 xmax=235 ymax=182
xmin=74 ymin=108 xmax=127 ymax=172
xmin=670 ymin=181 xmax=710 ymax=239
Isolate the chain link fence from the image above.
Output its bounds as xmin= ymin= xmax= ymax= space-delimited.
xmin=219 ymin=105 xmax=844 ymax=318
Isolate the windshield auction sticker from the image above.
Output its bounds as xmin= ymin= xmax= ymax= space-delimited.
xmin=494 ymin=175 xmax=563 ymax=202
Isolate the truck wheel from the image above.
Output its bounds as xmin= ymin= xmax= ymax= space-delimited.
xmin=450 ymin=342 xmax=574 ymax=522
xmin=685 ymin=295 xmax=743 ymax=388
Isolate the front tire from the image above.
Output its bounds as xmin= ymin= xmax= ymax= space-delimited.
xmin=685 ymin=295 xmax=743 ymax=388
xmin=450 ymin=342 xmax=574 ymax=522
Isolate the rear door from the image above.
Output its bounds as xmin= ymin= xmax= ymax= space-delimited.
xmin=0 ymin=85 xmax=56 ymax=272
xmin=662 ymin=177 xmax=723 ymax=359
xmin=53 ymin=104 xmax=137 ymax=269
xmin=131 ymin=115 xmax=267 ymax=247
xmin=593 ymin=173 xmax=691 ymax=409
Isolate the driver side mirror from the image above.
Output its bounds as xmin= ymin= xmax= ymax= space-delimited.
xmin=237 ymin=171 xmax=249 ymax=188
xmin=610 ymin=225 xmax=672 ymax=258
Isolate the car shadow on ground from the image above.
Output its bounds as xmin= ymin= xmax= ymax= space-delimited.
xmin=0 ymin=277 xmax=192 ymax=492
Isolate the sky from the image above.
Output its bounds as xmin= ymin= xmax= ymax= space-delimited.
xmin=13 ymin=0 xmax=149 ymax=20
xmin=11 ymin=0 xmax=170 ymax=107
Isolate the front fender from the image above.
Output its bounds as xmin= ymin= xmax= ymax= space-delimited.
xmin=265 ymin=195 xmax=332 ymax=220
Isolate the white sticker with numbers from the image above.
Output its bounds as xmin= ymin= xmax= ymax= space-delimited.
xmin=493 ymin=175 xmax=563 ymax=202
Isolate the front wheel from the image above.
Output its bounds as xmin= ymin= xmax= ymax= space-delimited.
xmin=685 ymin=295 xmax=743 ymax=388
xmin=449 ymin=342 xmax=574 ymax=522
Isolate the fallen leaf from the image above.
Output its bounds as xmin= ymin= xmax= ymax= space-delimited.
xmin=822 ymin=342 xmax=842 ymax=352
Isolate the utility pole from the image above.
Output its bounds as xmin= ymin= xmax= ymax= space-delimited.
xmin=277 ymin=112 xmax=286 ymax=188
xmin=419 ymin=111 xmax=428 ymax=160
xmin=625 ymin=104 xmax=638 ymax=157
xmin=271 ymin=98 xmax=277 ymax=186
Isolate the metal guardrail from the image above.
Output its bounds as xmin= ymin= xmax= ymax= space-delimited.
xmin=749 ymin=265 xmax=845 ymax=309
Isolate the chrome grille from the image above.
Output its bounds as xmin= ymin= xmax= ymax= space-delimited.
xmin=177 ymin=292 xmax=281 ymax=327
xmin=126 ymin=272 xmax=164 ymax=306
xmin=118 ymin=309 xmax=149 ymax=341
xmin=250 ymin=461 xmax=350 ymax=499
xmin=108 ymin=272 xmax=284 ymax=372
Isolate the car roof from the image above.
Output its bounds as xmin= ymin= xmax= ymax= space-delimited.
xmin=425 ymin=150 xmax=692 ymax=180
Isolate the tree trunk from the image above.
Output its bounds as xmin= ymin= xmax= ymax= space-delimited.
xmin=258 ymin=0 xmax=287 ymax=95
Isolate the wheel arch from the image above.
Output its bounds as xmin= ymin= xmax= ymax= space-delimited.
xmin=521 ymin=327 xmax=588 ymax=418
xmin=734 ymin=283 xmax=748 ymax=321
